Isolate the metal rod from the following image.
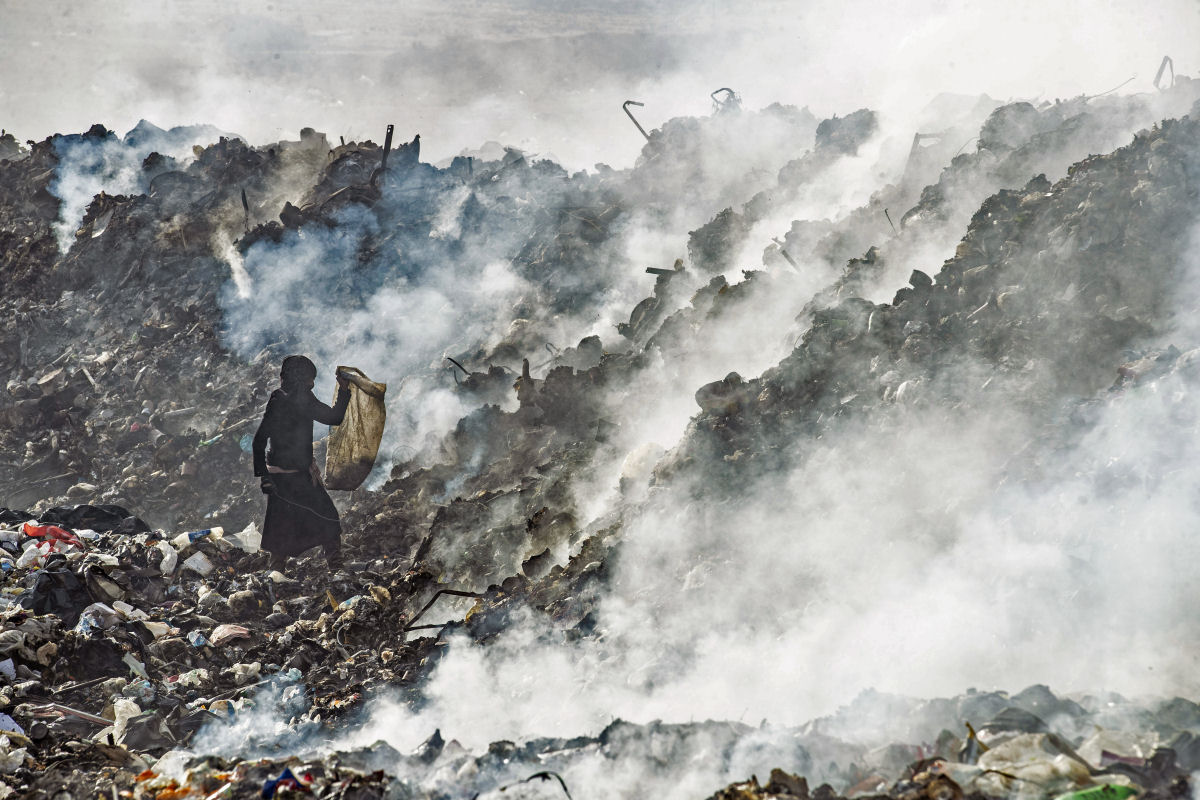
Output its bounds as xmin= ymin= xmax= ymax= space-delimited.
xmin=710 ymin=87 xmax=738 ymax=112
xmin=1085 ymin=74 xmax=1136 ymax=99
xmin=31 ymin=702 xmax=111 ymax=726
xmin=1154 ymin=56 xmax=1174 ymax=91
xmin=52 ymin=675 xmax=111 ymax=696
xmin=404 ymin=589 xmax=483 ymax=632
xmin=623 ymin=101 xmax=650 ymax=141
xmin=771 ymin=238 xmax=801 ymax=273
xmin=380 ymin=124 xmax=395 ymax=170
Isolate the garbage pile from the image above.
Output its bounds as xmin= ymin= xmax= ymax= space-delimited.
xmin=3 ymin=70 xmax=1200 ymax=798
xmin=0 ymin=124 xmax=328 ymax=531
xmin=701 ymin=685 xmax=1200 ymax=800
xmin=0 ymin=502 xmax=503 ymax=797
xmin=68 ymin=684 xmax=1200 ymax=800
xmin=665 ymin=102 xmax=1200 ymax=493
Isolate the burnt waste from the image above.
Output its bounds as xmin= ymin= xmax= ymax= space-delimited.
xmin=2 ymin=75 xmax=1200 ymax=799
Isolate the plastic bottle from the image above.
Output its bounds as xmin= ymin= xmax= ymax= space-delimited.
xmin=171 ymin=527 xmax=224 ymax=549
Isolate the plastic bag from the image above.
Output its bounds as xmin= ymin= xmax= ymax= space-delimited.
xmin=156 ymin=540 xmax=178 ymax=576
xmin=224 ymin=522 xmax=261 ymax=554
xmin=325 ymin=366 xmax=386 ymax=490
xmin=21 ymin=522 xmax=82 ymax=549
xmin=209 ymin=624 xmax=250 ymax=646
xmin=75 ymin=603 xmax=122 ymax=634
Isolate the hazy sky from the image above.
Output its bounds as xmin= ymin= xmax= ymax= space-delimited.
xmin=2 ymin=0 xmax=1198 ymax=168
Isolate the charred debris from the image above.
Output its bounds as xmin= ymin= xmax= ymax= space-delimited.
xmin=1 ymin=72 xmax=1200 ymax=799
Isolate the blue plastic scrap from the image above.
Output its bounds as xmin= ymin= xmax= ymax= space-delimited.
xmin=262 ymin=767 xmax=309 ymax=798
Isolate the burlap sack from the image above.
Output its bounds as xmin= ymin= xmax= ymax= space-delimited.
xmin=325 ymin=366 xmax=386 ymax=490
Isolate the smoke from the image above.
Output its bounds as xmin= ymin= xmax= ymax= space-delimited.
xmin=343 ymin=343 xmax=1200 ymax=781
xmin=308 ymin=93 xmax=1200 ymax=796
xmin=187 ymin=678 xmax=318 ymax=760
xmin=47 ymin=123 xmax=226 ymax=251
xmin=216 ymin=173 xmax=591 ymax=466
xmin=6 ymin=1 xmax=1199 ymax=171
xmin=211 ymin=69 xmax=1200 ymax=771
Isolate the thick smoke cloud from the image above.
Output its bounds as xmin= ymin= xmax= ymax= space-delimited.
xmin=206 ymin=81 xmax=1200 ymax=800
xmin=218 ymin=198 xmax=539 ymax=462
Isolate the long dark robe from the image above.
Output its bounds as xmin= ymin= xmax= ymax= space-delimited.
xmin=252 ymin=385 xmax=350 ymax=559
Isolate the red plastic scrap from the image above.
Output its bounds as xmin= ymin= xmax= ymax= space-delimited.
xmin=22 ymin=522 xmax=83 ymax=549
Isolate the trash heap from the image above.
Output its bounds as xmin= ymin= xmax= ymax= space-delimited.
xmin=50 ymin=683 xmax=1200 ymax=800
xmin=0 ymin=502 xmax=492 ymax=797
xmin=2 ymin=71 xmax=1200 ymax=798
xmin=0 ymin=124 xmax=319 ymax=531
xmin=663 ymin=103 xmax=1200 ymax=493
xmin=700 ymin=685 xmax=1200 ymax=800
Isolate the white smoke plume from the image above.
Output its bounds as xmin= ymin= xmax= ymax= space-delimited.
xmin=47 ymin=123 xmax=225 ymax=251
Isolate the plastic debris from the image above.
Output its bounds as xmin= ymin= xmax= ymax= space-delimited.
xmin=1052 ymin=786 xmax=1139 ymax=800
xmin=209 ymin=624 xmax=251 ymax=646
xmin=171 ymin=527 xmax=224 ymax=549
xmin=122 ymin=653 xmax=150 ymax=679
xmin=182 ymin=551 xmax=215 ymax=576
xmin=261 ymin=766 xmax=311 ymax=798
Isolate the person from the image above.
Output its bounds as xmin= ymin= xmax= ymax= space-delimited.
xmin=252 ymin=355 xmax=351 ymax=571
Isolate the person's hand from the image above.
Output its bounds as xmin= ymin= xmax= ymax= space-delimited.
xmin=260 ymin=477 xmax=275 ymax=495
xmin=336 ymin=370 xmax=351 ymax=390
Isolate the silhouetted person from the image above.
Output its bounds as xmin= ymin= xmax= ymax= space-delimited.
xmin=253 ymin=355 xmax=350 ymax=571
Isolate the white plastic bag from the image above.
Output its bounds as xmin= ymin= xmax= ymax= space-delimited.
xmin=156 ymin=540 xmax=178 ymax=576
xmin=224 ymin=522 xmax=261 ymax=554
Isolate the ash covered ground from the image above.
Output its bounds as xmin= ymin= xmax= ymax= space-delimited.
xmin=4 ymin=30 xmax=1200 ymax=800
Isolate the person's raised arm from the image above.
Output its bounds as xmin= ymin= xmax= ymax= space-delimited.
xmin=303 ymin=374 xmax=351 ymax=425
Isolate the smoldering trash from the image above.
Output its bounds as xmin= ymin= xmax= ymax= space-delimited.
xmin=2 ymin=67 xmax=1200 ymax=800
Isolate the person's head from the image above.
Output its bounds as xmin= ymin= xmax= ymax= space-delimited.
xmin=280 ymin=355 xmax=317 ymax=393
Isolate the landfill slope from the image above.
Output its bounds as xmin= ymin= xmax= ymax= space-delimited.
xmin=0 ymin=78 xmax=1199 ymax=799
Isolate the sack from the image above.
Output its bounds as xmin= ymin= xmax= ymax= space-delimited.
xmin=325 ymin=366 xmax=387 ymax=490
